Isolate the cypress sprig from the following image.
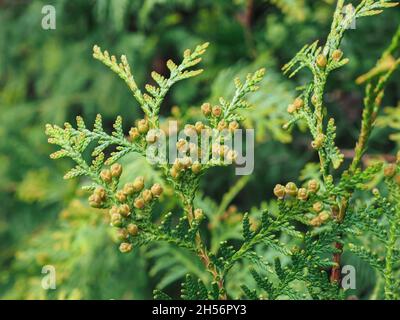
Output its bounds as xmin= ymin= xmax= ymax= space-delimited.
xmin=47 ymin=42 xmax=265 ymax=300
xmin=45 ymin=0 xmax=399 ymax=300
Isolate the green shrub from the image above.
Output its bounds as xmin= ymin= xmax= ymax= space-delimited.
xmin=45 ymin=0 xmax=400 ymax=300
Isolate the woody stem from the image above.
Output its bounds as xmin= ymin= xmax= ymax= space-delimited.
xmin=330 ymin=91 xmax=378 ymax=284
xmin=184 ymin=200 xmax=227 ymax=299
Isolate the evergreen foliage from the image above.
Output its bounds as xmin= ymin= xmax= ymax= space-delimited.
xmin=1 ymin=0 xmax=399 ymax=300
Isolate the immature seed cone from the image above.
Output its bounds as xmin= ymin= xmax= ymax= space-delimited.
xmin=146 ymin=131 xmax=157 ymax=143
xmin=201 ymin=103 xmax=212 ymax=116
xmin=123 ymin=183 xmax=135 ymax=195
xmin=285 ymin=182 xmax=298 ymax=197
xmin=307 ymin=179 xmax=320 ymax=193
xmin=94 ymin=187 xmax=106 ymax=200
xmin=181 ymin=156 xmax=192 ymax=168
xmin=133 ymin=176 xmax=145 ymax=192
xmin=228 ymin=121 xmax=239 ymax=133
xmin=117 ymin=228 xmax=129 ymax=241
xmin=194 ymin=208 xmax=204 ymax=220
xmin=226 ymin=149 xmax=237 ymax=163
xmin=311 ymin=94 xmax=318 ymax=106
xmin=191 ymin=161 xmax=202 ymax=174
xmin=184 ymin=124 xmax=196 ymax=136
xmin=129 ymin=127 xmax=140 ymax=140
xmin=176 ymin=139 xmax=188 ymax=153
xmin=118 ymin=204 xmax=131 ymax=217
xmin=293 ymin=98 xmax=304 ymax=110
xmin=332 ymin=49 xmax=343 ymax=61
xmin=111 ymin=163 xmax=123 ymax=178
xmin=316 ymin=54 xmax=327 ymax=68
xmin=217 ymin=120 xmax=228 ymax=131
xmin=212 ymin=105 xmax=222 ymax=117
xmin=311 ymin=133 xmax=325 ymax=149
xmin=116 ymin=190 xmax=127 ymax=203
xmin=119 ymin=242 xmax=133 ymax=253
xmin=319 ymin=211 xmax=330 ymax=222
xmin=127 ymin=223 xmax=139 ymax=236
xmin=312 ymin=202 xmax=323 ymax=213
xmin=170 ymin=167 xmax=180 ymax=179
xmin=137 ymin=119 xmax=149 ymax=134
xmin=111 ymin=213 xmax=122 ymax=227
xmin=273 ymin=184 xmax=286 ymax=199
xmin=384 ymin=163 xmax=396 ymax=178
xmin=287 ymin=104 xmax=296 ymax=114
xmin=297 ymin=188 xmax=308 ymax=201
xmin=100 ymin=169 xmax=112 ymax=183
xmin=134 ymin=197 xmax=145 ymax=209
xmin=173 ymin=158 xmax=184 ymax=171
xmin=195 ymin=121 xmax=205 ymax=133
xmin=142 ymin=189 xmax=153 ymax=203
xmin=309 ymin=216 xmax=322 ymax=227
xmin=88 ymin=194 xmax=102 ymax=208
xmin=151 ymin=183 xmax=163 ymax=197
xmin=109 ymin=206 xmax=119 ymax=217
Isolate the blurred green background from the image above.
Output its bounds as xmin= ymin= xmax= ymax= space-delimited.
xmin=0 ymin=0 xmax=399 ymax=299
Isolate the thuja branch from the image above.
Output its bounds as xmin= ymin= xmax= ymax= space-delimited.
xmin=331 ymin=23 xmax=400 ymax=282
xmin=351 ymin=25 xmax=400 ymax=173
xmin=181 ymin=194 xmax=227 ymax=299
xmin=46 ymin=42 xmax=265 ymax=300
xmin=93 ymin=43 xmax=208 ymax=128
xmin=43 ymin=2 xmax=400 ymax=300
xmin=281 ymin=0 xmax=399 ymax=287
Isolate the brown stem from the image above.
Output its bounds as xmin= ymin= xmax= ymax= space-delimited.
xmin=330 ymin=194 xmax=348 ymax=283
xmin=197 ymin=246 xmax=227 ymax=300
xmin=185 ymin=203 xmax=227 ymax=299
xmin=329 ymin=99 xmax=375 ymax=284
xmin=330 ymin=242 xmax=344 ymax=283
